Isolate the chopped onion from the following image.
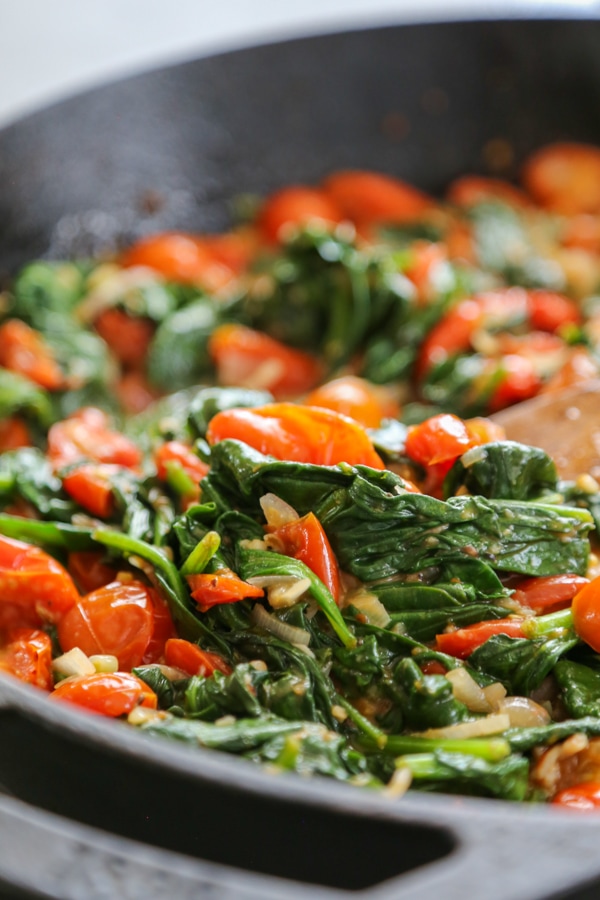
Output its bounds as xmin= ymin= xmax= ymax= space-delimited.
xmin=482 ymin=682 xmax=508 ymax=710
xmin=89 ymin=655 xmax=119 ymax=674
xmin=497 ymin=696 xmax=551 ymax=728
xmin=52 ymin=647 xmax=95 ymax=678
xmin=445 ymin=668 xmax=492 ymax=714
xmin=259 ymin=493 xmax=299 ymax=528
xmin=127 ymin=707 xmax=166 ymax=726
xmin=247 ymin=575 xmax=312 ymax=609
xmin=416 ymin=712 xmax=511 ymax=740
xmin=251 ymin=603 xmax=311 ymax=646
xmin=346 ymin=589 xmax=391 ymax=628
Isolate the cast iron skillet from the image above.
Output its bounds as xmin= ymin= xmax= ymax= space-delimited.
xmin=1 ymin=13 xmax=600 ymax=900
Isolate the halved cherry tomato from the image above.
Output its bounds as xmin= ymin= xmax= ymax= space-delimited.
xmin=522 ymin=142 xmax=600 ymax=215
xmin=303 ymin=376 xmax=400 ymax=428
xmin=186 ymin=569 xmax=264 ymax=613
xmin=527 ymin=290 xmax=581 ymax=332
xmin=61 ymin=463 xmax=118 ymax=519
xmin=257 ymin=187 xmax=343 ymax=244
xmin=552 ymin=782 xmax=600 ymax=811
xmin=322 ymin=170 xmax=432 ymax=226
xmin=48 ymin=407 xmax=142 ymax=470
xmin=0 ymin=319 xmax=64 ymax=390
xmin=512 ymin=574 xmax=589 ymax=614
xmin=435 ymin=618 xmax=526 ymax=658
xmin=0 ymin=628 xmax=53 ymax=690
xmin=57 ymin=580 xmax=156 ymax=671
xmin=207 ymin=403 xmax=385 ymax=469
xmin=154 ymin=441 xmax=209 ymax=484
xmin=120 ymin=231 xmax=245 ymax=292
xmin=419 ymin=660 xmax=448 ymax=676
xmin=67 ymin=551 xmax=119 ymax=595
xmin=0 ymin=535 xmax=79 ymax=628
xmin=446 ymin=175 xmax=530 ymax=208
xmin=142 ymin=594 xmax=177 ymax=665
xmin=488 ymin=354 xmax=543 ymax=412
xmin=405 ymin=414 xmax=477 ymax=468
xmin=571 ymin=576 xmax=600 ymax=652
xmin=50 ymin=672 xmax=157 ymax=717
xmin=268 ymin=511 xmax=341 ymax=602
xmin=208 ymin=324 xmax=324 ymax=400
xmin=94 ymin=308 xmax=155 ymax=368
xmin=164 ymin=638 xmax=232 ymax=677
xmin=0 ymin=417 xmax=31 ymax=452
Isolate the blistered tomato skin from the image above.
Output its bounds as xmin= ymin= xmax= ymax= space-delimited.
xmin=0 ymin=535 xmax=79 ymax=627
xmin=50 ymin=672 xmax=158 ymax=717
xmin=571 ymin=577 xmax=600 ymax=652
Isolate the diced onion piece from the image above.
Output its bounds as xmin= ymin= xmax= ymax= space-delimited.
xmin=482 ymin=682 xmax=508 ymax=710
xmin=346 ymin=589 xmax=391 ymax=628
xmin=460 ymin=445 xmax=489 ymax=468
xmin=384 ymin=766 xmax=413 ymax=799
xmin=52 ymin=647 xmax=96 ymax=678
xmin=496 ymin=696 xmax=551 ymax=728
xmin=248 ymin=574 xmax=311 ymax=607
xmin=259 ymin=493 xmax=299 ymax=528
xmin=127 ymin=707 xmax=166 ymax=726
xmin=416 ymin=712 xmax=511 ymax=740
xmin=89 ymin=654 xmax=119 ymax=674
xmin=251 ymin=603 xmax=311 ymax=646
xmin=445 ymin=668 xmax=492 ymax=713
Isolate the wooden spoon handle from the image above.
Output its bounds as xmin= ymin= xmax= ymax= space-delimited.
xmin=491 ymin=381 xmax=600 ymax=480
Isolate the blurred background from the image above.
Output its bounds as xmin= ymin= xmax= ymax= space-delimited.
xmin=1 ymin=0 xmax=599 ymax=127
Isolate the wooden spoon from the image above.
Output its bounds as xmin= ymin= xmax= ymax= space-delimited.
xmin=491 ymin=381 xmax=600 ymax=481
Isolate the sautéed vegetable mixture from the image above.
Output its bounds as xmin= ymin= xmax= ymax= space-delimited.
xmin=1 ymin=141 xmax=600 ymax=808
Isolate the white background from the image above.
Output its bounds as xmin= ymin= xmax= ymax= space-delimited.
xmin=1 ymin=0 xmax=599 ymax=127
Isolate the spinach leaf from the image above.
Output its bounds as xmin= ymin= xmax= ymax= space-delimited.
xmin=398 ymin=750 xmax=530 ymax=801
xmin=444 ymin=441 xmax=559 ymax=501
xmin=555 ymin=659 xmax=600 ymax=718
xmin=469 ymin=633 xmax=577 ymax=695
xmin=147 ymin=299 xmax=220 ymax=390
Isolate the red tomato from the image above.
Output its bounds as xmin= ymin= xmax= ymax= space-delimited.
xmin=154 ymin=441 xmax=210 ymax=484
xmin=206 ymin=403 xmax=385 ymax=469
xmin=403 ymin=241 xmax=449 ymax=303
xmin=57 ymin=580 xmax=156 ymax=671
xmin=164 ymin=638 xmax=232 ymax=677
xmin=0 ymin=319 xmax=64 ymax=390
xmin=67 ymin=551 xmax=119 ymax=594
xmin=0 ymin=628 xmax=53 ymax=690
xmin=0 ymin=417 xmax=31 ymax=452
xmin=50 ymin=672 xmax=157 ymax=717
xmin=512 ymin=574 xmax=589 ymax=614
xmin=526 ymin=290 xmax=581 ymax=332
xmin=61 ymin=463 xmax=118 ymax=518
xmin=303 ymin=376 xmax=400 ymax=428
xmin=269 ymin=511 xmax=341 ymax=602
xmin=488 ymin=354 xmax=542 ymax=412
xmin=322 ymin=170 xmax=432 ymax=226
xmin=48 ymin=407 xmax=142 ymax=470
xmin=552 ymin=783 xmax=600 ymax=811
xmin=446 ymin=175 xmax=530 ymax=208
xmin=405 ymin=414 xmax=476 ymax=468
xmin=435 ymin=618 xmax=526 ymax=658
xmin=186 ymin=569 xmax=264 ymax=613
xmin=522 ymin=142 xmax=600 ymax=215
xmin=257 ymin=186 xmax=343 ymax=244
xmin=120 ymin=232 xmax=245 ymax=292
xmin=142 ymin=593 xmax=177 ymax=665
xmin=116 ymin=370 xmax=161 ymax=415
xmin=94 ymin=308 xmax=155 ymax=368
xmin=208 ymin=324 xmax=324 ymax=400
xmin=572 ymin=577 xmax=600 ymax=652
xmin=0 ymin=535 xmax=79 ymax=627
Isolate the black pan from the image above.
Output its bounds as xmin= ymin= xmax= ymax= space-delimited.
xmin=1 ymin=13 xmax=600 ymax=899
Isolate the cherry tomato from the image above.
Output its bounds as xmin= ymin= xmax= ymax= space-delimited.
xmin=572 ymin=577 xmax=600 ymax=652
xmin=154 ymin=441 xmax=209 ymax=492
xmin=67 ymin=551 xmax=119 ymax=594
xmin=94 ymin=308 xmax=155 ymax=368
xmin=0 ymin=535 xmax=79 ymax=627
xmin=446 ymin=175 xmax=530 ymax=208
xmin=527 ymin=290 xmax=581 ymax=332
xmin=403 ymin=241 xmax=449 ymax=303
xmin=0 ymin=628 xmax=53 ymax=690
xmin=0 ymin=417 xmax=31 ymax=452
xmin=186 ymin=569 xmax=264 ymax=613
xmin=164 ymin=638 xmax=232 ymax=677
xmin=268 ymin=511 xmax=341 ymax=602
xmin=142 ymin=593 xmax=177 ymax=665
xmin=405 ymin=414 xmax=477 ymax=468
xmin=208 ymin=324 xmax=324 ymax=400
xmin=207 ymin=403 xmax=385 ymax=469
xmin=0 ymin=319 xmax=64 ymax=390
xmin=120 ymin=232 xmax=246 ymax=291
xmin=522 ymin=142 xmax=600 ymax=214
xmin=488 ymin=354 xmax=542 ymax=412
xmin=116 ymin=371 xmax=161 ymax=415
xmin=303 ymin=376 xmax=400 ymax=428
xmin=50 ymin=672 xmax=157 ymax=717
xmin=257 ymin=187 xmax=343 ymax=244
xmin=57 ymin=580 xmax=156 ymax=671
xmin=322 ymin=170 xmax=432 ymax=226
xmin=552 ymin=783 xmax=600 ymax=811
xmin=48 ymin=407 xmax=142 ymax=470
xmin=61 ymin=463 xmax=118 ymax=519
xmin=512 ymin=574 xmax=589 ymax=614
xmin=435 ymin=618 xmax=526 ymax=658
